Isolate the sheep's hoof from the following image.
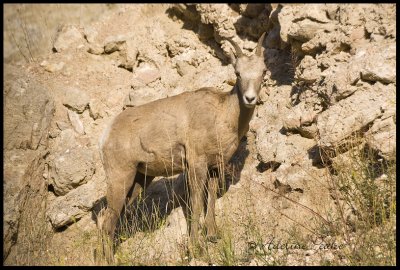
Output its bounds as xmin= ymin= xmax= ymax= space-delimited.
xmin=94 ymin=248 xmax=104 ymax=265
xmin=206 ymin=235 xmax=218 ymax=243
xmin=94 ymin=247 xmax=111 ymax=266
xmin=188 ymin=241 xmax=205 ymax=258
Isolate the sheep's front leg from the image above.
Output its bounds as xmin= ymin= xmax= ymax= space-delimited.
xmin=187 ymin=159 xmax=208 ymax=257
xmin=205 ymin=176 xmax=218 ymax=243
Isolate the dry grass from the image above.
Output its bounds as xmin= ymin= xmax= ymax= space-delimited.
xmin=321 ymin=135 xmax=396 ymax=265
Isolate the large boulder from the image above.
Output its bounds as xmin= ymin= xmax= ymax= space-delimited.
xmin=256 ymin=130 xmax=315 ymax=166
xmin=365 ymin=113 xmax=396 ymax=160
xmin=317 ymin=82 xmax=396 ymax=149
xmin=47 ymin=178 xmax=104 ymax=228
xmin=358 ymin=42 xmax=396 ymax=84
xmin=48 ymin=146 xmax=95 ymax=196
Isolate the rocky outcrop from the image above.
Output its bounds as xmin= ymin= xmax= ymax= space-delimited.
xmin=4 ymin=3 xmax=396 ymax=266
xmin=3 ymin=65 xmax=55 ymax=259
xmin=4 ymin=66 xmax=55 ymax=151
xmin=43 ymin=128 xmax=103 ymax=228
xmin=261 ymin=3 xmax=396 ymax=160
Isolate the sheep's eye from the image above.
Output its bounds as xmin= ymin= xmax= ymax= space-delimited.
xmin=235 ymin=72 xmax=241 ymax=78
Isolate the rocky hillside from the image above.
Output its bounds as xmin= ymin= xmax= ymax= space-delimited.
xmin=3 ymin=4 xmax=396 ymax=266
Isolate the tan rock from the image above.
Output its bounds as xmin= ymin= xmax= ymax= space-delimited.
xmin=67 ymin=110 xmax=85 ymax=135
xmin=317 ymin=83 xmax=395 ymax=148
xmin=134 ymin=64 xmax=161 ymax=85
xmin=53 ymin=25 xmax=85 ymax=52
xmin=366 ymin=115 xmax=396 ymax=160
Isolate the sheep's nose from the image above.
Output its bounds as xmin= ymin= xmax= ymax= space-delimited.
xmin=244 ymin=95 xmax=256 ymax=103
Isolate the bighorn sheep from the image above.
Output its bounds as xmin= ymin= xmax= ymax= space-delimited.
xmin=98 ymin=32 xmax=267 ymax=262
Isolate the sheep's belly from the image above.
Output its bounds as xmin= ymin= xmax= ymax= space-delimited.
xmin=137 ymin=156 xmax=186 ymax=177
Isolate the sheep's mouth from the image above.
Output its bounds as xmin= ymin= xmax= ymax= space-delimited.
xmin=243 ymin=102 xmax=257 ymax=108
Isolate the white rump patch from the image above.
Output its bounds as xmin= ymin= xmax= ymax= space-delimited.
xmin=99 ymin=115 xmax=117 ymax=160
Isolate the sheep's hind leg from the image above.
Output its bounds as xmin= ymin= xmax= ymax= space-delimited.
xmin=205 ymin=176 xmax=218 ymax=243
xmin=99 ymin=166 xmax=137 ymax=264
xmin=126 ymin=172 xmax=155 ymax=207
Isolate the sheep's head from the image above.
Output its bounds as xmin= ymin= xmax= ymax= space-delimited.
xmin=227 ymin=32 xmax=267 ymax=108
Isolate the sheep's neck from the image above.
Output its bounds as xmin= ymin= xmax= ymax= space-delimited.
xmin=230 ymin=85 xmax=255 ymax=139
